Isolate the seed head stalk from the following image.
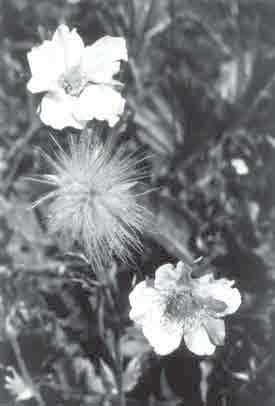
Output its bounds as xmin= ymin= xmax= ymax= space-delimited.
xmin=82 ymin=124 xmax=128 ymax=406
xmin=70 ymin=124 xmax=150 ymax=406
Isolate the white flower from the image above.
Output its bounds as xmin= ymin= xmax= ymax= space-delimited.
xmin=32 ymin=135 xmax=151 ymax=271
xmin=5 ymin=367 xmax=35 ymax=402
xmin=231 ymin=158 xmax=249 ymax=175
xmin=129 ymin=261 xmax=241 ymax=356
xmin=27 ymin=24 xmax=127 ymax=130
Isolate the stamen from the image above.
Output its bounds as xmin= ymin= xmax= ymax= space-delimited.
xmin=60 ymin=66 xmax=87 ymax=96
xmin=164 ymin=291 xmax=202 ymax=333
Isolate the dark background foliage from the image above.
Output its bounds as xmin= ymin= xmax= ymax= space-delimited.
xmin=1 ymin=0 xmax=275 ymax=405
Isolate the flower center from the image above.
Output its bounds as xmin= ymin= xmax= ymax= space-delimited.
xmin=164 ymin=291 xmax=202 ymax=334
xmin=60 ymin=66 xmax=87 ymax=96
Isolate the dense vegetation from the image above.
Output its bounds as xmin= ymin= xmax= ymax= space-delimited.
xmin=1 ymin=1 xmax=275 ymax=405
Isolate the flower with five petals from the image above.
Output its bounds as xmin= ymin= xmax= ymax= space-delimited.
xmin=27 ymin=24 xmax=127 ymax=130
xmin=129 ymin=261 xmax=241 ymax=356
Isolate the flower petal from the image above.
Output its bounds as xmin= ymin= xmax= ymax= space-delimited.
xmin=39 ymin=91 xmax=85 ymax=130
xmin=154 ymin=262 xmax=181 ymax=290
xmin=129 ymin=281 xmax=159 ymax=324
xmin=52 ymin=24 xmax=84 ymax=71
xmin=200 ymin=297 xmax=228 ymax=314
xmin=184 ymin=326 xmax=216 ymax=356
xmin=142 ymin=317 xmax=183 ymax=356
xmin=129 ymin=281 xmax=183 ymax=355
xmin=193 ymin=275 xmax=241 ymax=316
xmin=27 ymin=40 xmax=65 ymax=93
xmin=27 ymin=25 xmax=84 ymax=94
xmin=75 ymin=84 xmax=125 ymax=127
xmin=82 ymin=36 xmax=127 ymax=83
xmin=203 ymin=317 xmax=225 ymax=346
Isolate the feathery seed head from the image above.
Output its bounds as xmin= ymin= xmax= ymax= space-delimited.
xmin=35 ymin=135 xmax=151 ymax=270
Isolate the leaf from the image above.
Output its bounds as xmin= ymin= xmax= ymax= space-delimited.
xmin=73 ymin=357 xmax=105 ymax=394
xmin=120 ymin=327 xmax=151 ymax=358
xmin=99 ymin=359 xmax=117 ymax=394
xmin=122 ymin=356 xmax=143 ymax=392
xmin=215 ymin=52 xmax=254 ymax=104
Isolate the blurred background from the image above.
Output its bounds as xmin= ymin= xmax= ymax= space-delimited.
xmin=1 ymin=0 xmax=275 ymax=405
